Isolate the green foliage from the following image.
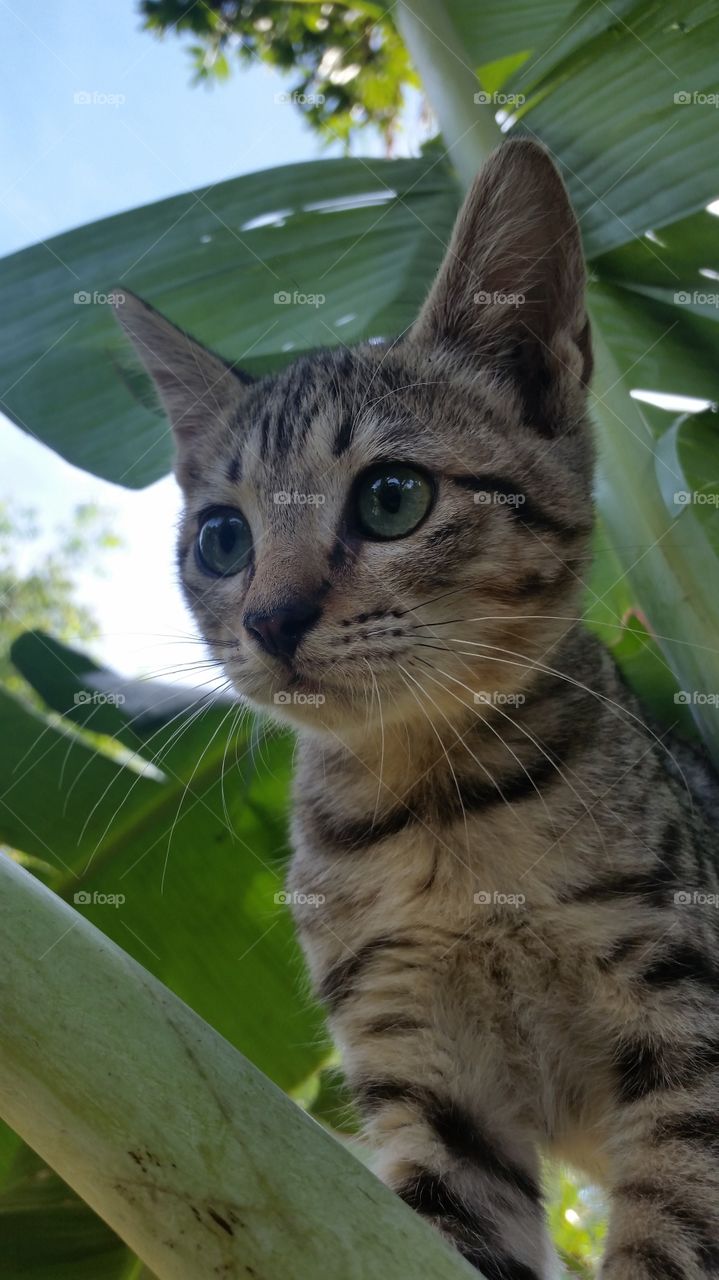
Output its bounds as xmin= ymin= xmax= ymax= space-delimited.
xmin=5 ymin=630 xmax=326 ymax=1090
xmin=140 ymin=0 xmax=417 ymax=143
xmin=0 ymin=157 xmax=459 ymax=487
xmin=546 ymin=1168 xmax=607 ymax=1277
xmin=0 ymin=501 xmax=119 ymax=698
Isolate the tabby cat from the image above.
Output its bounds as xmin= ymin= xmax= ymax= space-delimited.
xmin=116 ymin=140 xmax=719 ymax=1279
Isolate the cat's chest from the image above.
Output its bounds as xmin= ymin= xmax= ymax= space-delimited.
xmin=287 ymin=746 xmax=605 ymax=1032
xmin=289 ymin=762 xmax=565 ymax=927
xmin=288 ymin=798 xmax=577 ymax=996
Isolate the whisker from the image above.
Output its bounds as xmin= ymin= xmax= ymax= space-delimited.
xmin=413 ymin=638 xmax=693 ymax=806
xmin=412 ymin=657 xmax=557 ymax=829
xmin=161 ymin=689 xmax=238 ymax=894
xmin=220 ymin=700 xmax=250 ymax=831
xmin=77 ymin=675 xmax=231 ymax=860
xmin=398 ymin=662 xmax=527 ymax=833
xmin=405 ymin=613 xmax=719 ymax=658
xmin=365 ymin=659 xmax=386 ymax=829
xmin=63 ymin=671 xmax=225 ymax=818
xmin=397 ymin=663 xmax=472 ymax=856
xmin=413 ymin=656 xmax=607 ymax=851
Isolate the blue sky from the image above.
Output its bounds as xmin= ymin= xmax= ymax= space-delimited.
xmin=0 ymin=0 xmax=400 ymax=679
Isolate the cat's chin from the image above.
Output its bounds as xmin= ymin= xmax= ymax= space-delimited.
xmin=226 ymin=662 xmax=341 ymax=730
xmin=228 ymin=661 xmax=395 ymax=734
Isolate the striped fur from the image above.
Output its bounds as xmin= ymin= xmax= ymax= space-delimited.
xmin=117 ymin=141 xmax=719 ymax=1279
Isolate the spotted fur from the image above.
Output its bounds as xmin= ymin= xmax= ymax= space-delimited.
xmin=116 ymin=141 xmax=719 ymax=1279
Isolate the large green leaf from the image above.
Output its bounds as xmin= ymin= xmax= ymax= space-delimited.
xmin=443 ymin=0 xmax=577 ymax=66
xmin=4 ymin=632 xmax=326 ymax=1094
xmin=507 ymin=0 xmax=719 ymax=254
xmin=654 ymin=409 xmax=719 ymax=546
xmin=0 ymin=156 xmax=460 ymax=487
xmin=0 ymin=1138 xmax=145 ymax=1280
xmin=588 ymin=278 xmax=719 ymax=404
xmin=418 ymin=0 xmax=719 ymax=256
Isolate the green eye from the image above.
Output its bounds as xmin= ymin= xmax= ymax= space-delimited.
xmin=356 ymin=464 xmax=434 ymax=540
xmin=196 ymin=507 xmax=253 ymax=576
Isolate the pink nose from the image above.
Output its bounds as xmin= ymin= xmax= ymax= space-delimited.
xmin=243 ymin=602 xmax=321 ymax=660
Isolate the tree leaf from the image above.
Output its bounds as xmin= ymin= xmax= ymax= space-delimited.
xmin=0 ymin=157 xmax=460 ymax=487
xmin=4 ymin=636 xmax=327 ymax=1094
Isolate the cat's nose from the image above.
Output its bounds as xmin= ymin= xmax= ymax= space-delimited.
xmin=243 ymin=601 xmax=321 ymax=660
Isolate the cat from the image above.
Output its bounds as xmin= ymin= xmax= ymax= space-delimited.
xmin=116 ymin=139 xmax=719 ymax=1280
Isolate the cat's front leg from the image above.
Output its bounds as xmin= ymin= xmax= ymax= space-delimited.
xmin=601 ymin=1102 xmax=719 ymax=1279
xmin=332 ymin=1007 xmax=559 ymax=1279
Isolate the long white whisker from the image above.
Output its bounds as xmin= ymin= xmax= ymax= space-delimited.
xmin=397 ymin=664 xmax=472 ymax=856
xmin=413 ymin=638 xmax=693 ymax=805
xmin=365 ymin=660 xmax=386 ymax=829
xmin=65 ymin=672 xmax=226 ymax=820
xmin=161 ymin=691 xmax=238 ymax=894
xmin=399 ymin=661 xmax=530 ymax=835
xmin=77 ymin=677 xmax=230 ymax=860
xmin=413 ymin=656 xmax=608 ymax=851
xmin=405 ymin=612 xmax=719 ymax=658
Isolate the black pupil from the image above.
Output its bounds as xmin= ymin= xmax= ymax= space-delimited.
xmin=217 ymin=518 xmax=238 ymax=552
xmin=375 ymin=476 xmax=403 ymax=514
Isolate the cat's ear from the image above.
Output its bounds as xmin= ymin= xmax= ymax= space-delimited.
xmin=113 ymin=291 xmax=251 ymax=474
xmin=410 ymin=140 xmax=592 ymax=433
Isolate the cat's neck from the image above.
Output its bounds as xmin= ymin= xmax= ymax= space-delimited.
xmin=305 ymin=624 xmax=609 ymax=795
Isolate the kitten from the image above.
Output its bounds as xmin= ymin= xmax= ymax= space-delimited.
xmin=116 ymin=140 xmax=719 ymax=1280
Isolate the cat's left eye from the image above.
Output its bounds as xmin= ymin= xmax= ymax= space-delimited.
xmin=196 ymin=507 xmax=253 ymax=577
xmin=355 ymin=464 xmax=434 ymax=540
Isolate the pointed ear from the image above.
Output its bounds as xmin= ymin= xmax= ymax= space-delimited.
xmin=113 ymin=291 xmax=251 ymax=479
xmin=411 ymin=140 xmax=592 ymax=434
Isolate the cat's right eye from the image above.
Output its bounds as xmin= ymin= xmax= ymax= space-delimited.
xmin=196 ymin=507 xmax=253 ymax=577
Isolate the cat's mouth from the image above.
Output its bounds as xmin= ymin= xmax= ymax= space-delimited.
xmin=224 ymin=647 xmax=340 ymax=714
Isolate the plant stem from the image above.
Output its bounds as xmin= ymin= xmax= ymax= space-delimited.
xmin=394 ymin=0 xmax=502 ymax=188
xmin=0 ymin=854 xmax=475 ymax=1280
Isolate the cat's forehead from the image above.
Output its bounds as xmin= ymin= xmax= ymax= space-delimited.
xmin=241 ymin=344 xmax=411 ymax=470
xmin=233 ymin=341 xmax=505 ymax=485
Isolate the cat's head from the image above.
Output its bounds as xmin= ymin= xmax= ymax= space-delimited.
xmin=115 ymin=141 xmax=594 ymax=736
